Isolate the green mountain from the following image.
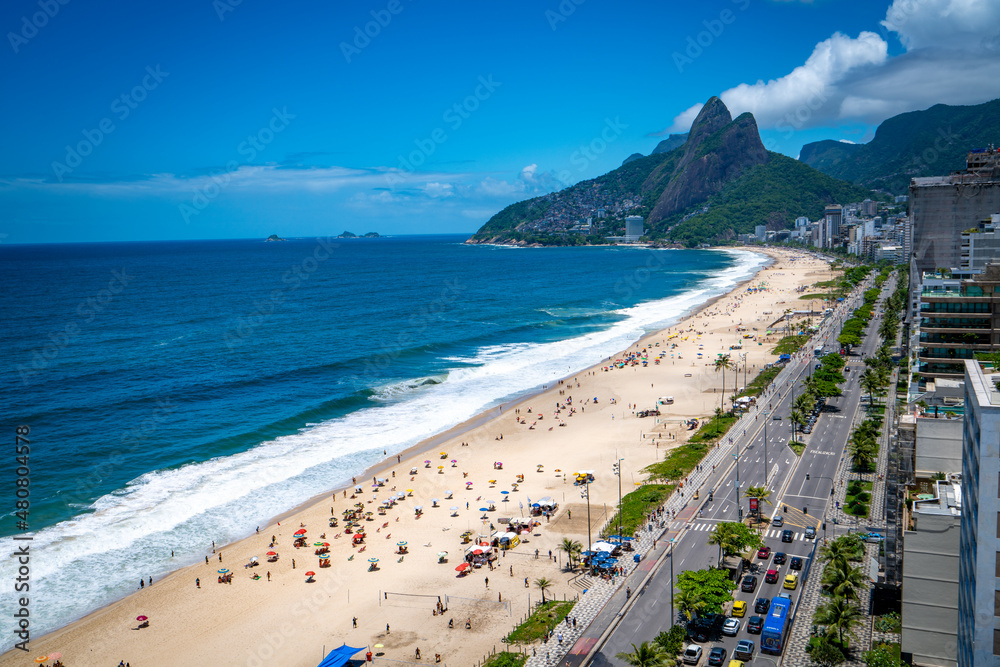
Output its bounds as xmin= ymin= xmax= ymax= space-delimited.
xmin=799 ymin=98 xmax=1000 ymax=194
xmin=470 ymin=97 xmax=872 ymax=247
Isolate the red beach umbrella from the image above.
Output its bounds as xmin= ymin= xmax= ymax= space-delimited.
xmin=455 ymin=562 xmax=470 ymax=572
xmin=136 ymin=615 xmax=148 ymax=621
xmin=305 ymin=571 xmax=316 ymax=576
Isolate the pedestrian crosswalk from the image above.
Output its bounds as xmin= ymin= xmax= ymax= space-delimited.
xmin=684 ymin=522 xmax=812 ymax=541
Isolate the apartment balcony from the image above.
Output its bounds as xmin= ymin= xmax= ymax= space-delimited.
xmin=920 ymin=317 xmax=992 ymax=330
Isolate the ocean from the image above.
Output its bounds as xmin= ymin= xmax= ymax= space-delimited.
xmin=0 ymin=234 xmax=766 ymax=647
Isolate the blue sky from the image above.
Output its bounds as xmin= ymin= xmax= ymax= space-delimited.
xmin=2 ymin=0 xmax=999 ymax=243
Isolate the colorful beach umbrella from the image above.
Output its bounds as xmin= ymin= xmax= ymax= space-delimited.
xmin=294 ymin=529 xmax=307 ymax=536
xmin=33 ymin=657 xmax=47 ymax=664
xmin=136 ymin=615 xmax=148 ymax=621
xmin=218 ymin=568 xmax=229 ymax=574
xmin=397 ymin=541 xmax=408 ymax=546
xmin=368 ymin=557 xmax=379 ymax=563
xmin=313 ymin=542 xmax=325 ymax=546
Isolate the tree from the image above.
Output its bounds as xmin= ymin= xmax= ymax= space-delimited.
xmin=714 ymin=354 xmax=735 ymax=417
xmin=814 ymin=596 xmax=864 ymax=645
xmin=535 ymin=577 xmax=552 ymax=603
xmin=708 ymin=522 xmax=762 ymax=562
xmin=808 ymin=636 xmax=847 ymax=666
xmin=558 ymin=538 xmax=582 ymax=569
xmin=713 ymin=407 xmax=726 ymax=436
xmin=859 ymin=368 xmax=881 ymax=405
xmin=616 ymin=642 xmax=666 ymax=667
xmin=675 ymin=567 xmax=737 ymax=614
xmin=789 ymin=409 xmax=806 ymax=443
xmin=673 ymin=587 xmax=706 ymax=621
xmin=863 ymin=644 xmax=904 ymax=667
xmin=819 ymin=535 xmax=863 ymax=565
xmin=821 ymin=559 xmax=867 ymax=601
xmin=653 ymin=626 xmax=686 ymax=662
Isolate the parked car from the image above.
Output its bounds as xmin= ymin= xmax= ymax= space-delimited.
xmin=771 ymin=515 xmax=783 ymax=527
xmin=707 ymin=646 xmax=728 ymax=666
xmin=688 ymin=614 xmax=724 ymax=642
xmin=741 ymin=575 xmax=758 ymax=592
xmin=746 ymin=616 xmax=764 ymax=634
xmin=790 ymin=556 xmax=803 ymax=570
xmin=754 ymin=597 xmax=771 ymax=614
xmin=773 ymin=552 xmax=786 ymax=565
xmin=682 ymin=645 xmax=703 ymax=665
xmin=734 ymin=639 xmax=755 ymax=661
xmin=805 ymin=526 xmax=817 ymax=539
xmin=731 ymin=600 xmax=747 ymax=617
xmin=722 ymin=618 xmax=741 ymax=636
xmin=765 ymin=568 xmax=779 ymax=584
xmin=784 ymin=573 xmax=799 ymax=590
xmin=863 ymin=531 xmax=885 ymax=543
xmin=782 ymin=529 xmax=794 ymax=542
xmin=757 ymin=545 xmax=771 ymax=558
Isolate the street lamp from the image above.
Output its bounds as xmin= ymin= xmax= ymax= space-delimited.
xmin=581 ymin=480 xmax=592 ymax=574
xmin=612 ymin=457 xmax=624 ymax=539
xmin=668 ymin=537 xmax=676 ymax=627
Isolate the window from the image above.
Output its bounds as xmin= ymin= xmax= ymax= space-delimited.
xmin=995 ymin=590 xmax=1000 ymax=616
xmin=995 ymin=553 xmax=1000 ymax=577
xmin=993 ymin=628 xmax=1000 ymax=655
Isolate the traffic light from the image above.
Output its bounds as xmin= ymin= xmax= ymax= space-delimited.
xmin=806 ymin=474 xmax=810 ymax=480
xmin=803 ymin=507 xmax=808 ymax=514
xmin=822 ymin=523 xmax=827 ymax=530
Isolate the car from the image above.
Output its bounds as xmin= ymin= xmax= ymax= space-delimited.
xmin=790 ymin=556 xmax=803 ymax=570
xmin=727 ymin=661 xmax=746 ymax=667
xmin=863 ymin=531 xmax=885 ymax=543
xmin=754 ymin=597 xmax=771 ymax=613
xmin=731 ymin=600 xmax=747 ymax=617
xmin=741 ymin=575 xmax=758 ymax=592
xmin=784 ymin=573 xmax=799 ymax=590
xmin=682 ymin=645 xmax=703 ymax=665
xmin=687 ymin=614 xmax=724 ymax=642
xmin=772 ymin=515 xmax=784 ymax=527
xmin=722 ymin=618 xmax=741 ymax=636
xmin=765 ymin=568 xmax=779 ymax=583
xmin=782 ymin=529 xmax=794 ymax=542
xmin=707 ymin=646 xmax=728 ymax=666
xmin=746 ymin=616 xmax=764 ymax=634
xmin=734 ymin=639 xmax=755 ymax=661
xmin=805 ymin=526 xmax=817 ymax=539
xmin=773 ymin=551 xmax=786 ymax=565
xmin=757 ymin=545 xmax=771 ymax=558
xmin=815 ymin=362 xmax=822 ymax=370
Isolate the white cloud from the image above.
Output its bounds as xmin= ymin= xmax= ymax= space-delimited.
xmin=423 ymin=182 xmax=454 ymax=198
xmin=665 ymin=0 xmax=1000 ymax=134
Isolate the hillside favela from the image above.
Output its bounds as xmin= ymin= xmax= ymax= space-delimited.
xmin=3 ymin=2 xmax=1000 ymax=667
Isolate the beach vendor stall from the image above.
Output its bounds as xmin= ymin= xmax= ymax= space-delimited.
xmin=494 ymin=531 xmax=520 ymax=550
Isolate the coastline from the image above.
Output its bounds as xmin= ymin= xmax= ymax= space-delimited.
xmin=4 ymin=247 xmax=833 ymax=667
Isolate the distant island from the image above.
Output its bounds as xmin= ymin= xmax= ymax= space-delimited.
xmin=337 ymin=231 xmax=381 ymax=238
xmin=265 ymin=234 xmax=287 ymax=242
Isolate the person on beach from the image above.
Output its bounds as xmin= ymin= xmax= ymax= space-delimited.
xmin=196 ymin=578 xmax=200 ymax=588
xmin=387 ymin=624 xmax=390 ymax=634
xmin=353 ymin=617 xmax=357 ymax=628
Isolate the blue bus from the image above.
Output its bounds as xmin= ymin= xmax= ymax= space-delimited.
xmin=760 ymin=595 xmax=792 ymax=654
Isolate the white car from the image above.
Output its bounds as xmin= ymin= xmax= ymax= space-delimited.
xmin=722 ymin=617 xmax=741 ymax=636
xmin=682 ymin=645 xmax=704 ymax=664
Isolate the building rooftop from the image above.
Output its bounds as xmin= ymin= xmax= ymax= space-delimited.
xmin=913 ymin=479 xmax=963 ymax=516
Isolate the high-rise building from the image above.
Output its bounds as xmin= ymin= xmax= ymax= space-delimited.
xmin=863 ymin=198 xmax=878 ymax=217
xmin=911 ymin=150 xmax=1000 ymax=275
xmin=961 ymin=215 xmax=1000 ymax=272
xmin=958 ymin=359 xmax=1000 ymax=666
xmin=825 ymin=204 xmax=843 ymax=245
xmin=754 ymin=224 xmax=766 ymax=240
xmin=624 ymin=216 xmax=644 ymax=242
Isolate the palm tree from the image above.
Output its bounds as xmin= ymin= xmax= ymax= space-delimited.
xmin=707 ymin=523 xmax=733 ymax=563
xmin=744 ymin=485 xmax=772 ymax=525
xmin=814 ymin=596 xmax=864 ymax=645
xmin=859 ymin=368 xmax=880 ymax=406
xmin=673 ymin=587 xmax=706 ymax=621
xmin=789 ymin=409 xmax=806 ymax=443
xmin=714 ymin=354 xmax=735 ymax=416
xmin=821 ymin=560 xmax=867 ymax=601
xmin=535 ymin=577 xmax=552 ymax=603
xmin=713 ymin=407 xmax=726 ymax=436
xmin=616 ymin=642 xmax=665 ymax=667
xmin=558 ymin=538 xmax=582 ymax=569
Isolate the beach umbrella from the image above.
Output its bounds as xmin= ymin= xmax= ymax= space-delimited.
xmin=437 ymin=551 xmax=448 ymax=558
xmin=374 ymin=644 xmax=384 ymax=649
xmin=414 ymin=505 xmax=423 ymax=511
xmin=455 ymin=562 xmax=470 ymax=572
xmin=313 ymin=542 xmax=325 ymax=547
xmin=294 ymin=529 xmax=307 ymax=536
xmin=136 ymin=615 xmax=148 ymax=621
xmin=33 ymin=657 xmax=47 ymax=664
xmin=319 ymin=553 xmax=330 ymax=559
xmin=440 ymin=452 xmax=447 ymax=456
xmin=266 ymin=551 xmax=277 ymax=556
xmin=501 ymin=490 xmax=509 ymax=494
xmin=397 ymin=541 xmax=408 ymax=546
xmin=406 ymin=489 xmax=414 ymax=495
xmin=218 ymin=568 xmax=229 ymax=574
xmin=479 ymin=508 xmax=489 ymax=512
xmin=472 ymin=549 xmax=483 ymax=555
xmin=431 ymin=498 xmax=439 ymax=504
xmin=305 ymin=571 xmax=316 ymax=576
xmin=450 ymin=506 xmax=459 ymax=511
xmin=438 ymin=465 xmax=444 ymax=470
xmin=368 ymin=558 xmax=379 ymax=563
xmin=47 ymin=654 xmax=61 ymax=661
xmin=450 ymin=459 xmax=457 ymax=463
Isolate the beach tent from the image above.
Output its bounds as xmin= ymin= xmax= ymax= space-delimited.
xmin=317 ymin=644 xmax=365 ymax=667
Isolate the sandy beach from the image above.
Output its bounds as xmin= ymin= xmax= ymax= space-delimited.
xmin=4 ymin=248 xmax=835 ymax=667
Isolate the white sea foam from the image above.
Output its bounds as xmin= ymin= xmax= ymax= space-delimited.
xmin=0 ymin=249 xmax=767 ymax=648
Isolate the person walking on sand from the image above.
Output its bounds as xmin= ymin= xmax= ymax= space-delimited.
xmin=196 ymin=578 xmax=200 ymax=588
xmin=485 ymin=576 xmax=489 ymax=588
xmin=387 ymin=624 xmax=390 ymax=634
xmin=267 ymin=571 xmax=271 ymax=581
xmin=353 ymin=617 xmax=357 ymax=628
